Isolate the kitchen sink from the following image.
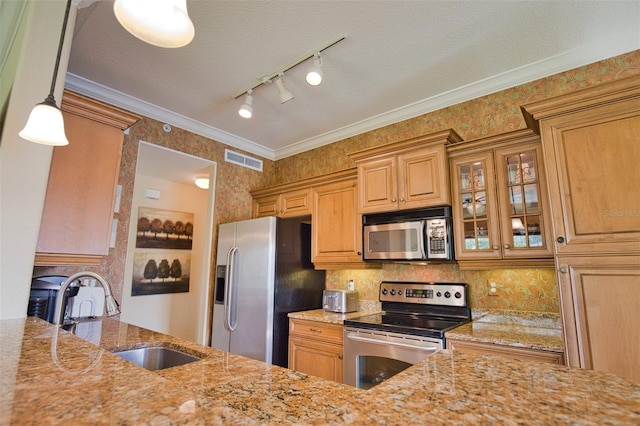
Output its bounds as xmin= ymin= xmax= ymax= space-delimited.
xmin=112 ymin=346 xmax=201 ymax=371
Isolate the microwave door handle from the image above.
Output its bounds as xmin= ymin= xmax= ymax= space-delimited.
xmin=419 ymin=221 xmax=427 ymax=259
xmin=224 ymin=246 xmax=238 ymax=332
xmin=346 ymin=332 xmax=439 ymax=353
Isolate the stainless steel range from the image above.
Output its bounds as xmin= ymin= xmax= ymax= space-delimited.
xmin=343 ymin=281 xmax=471 ymax=389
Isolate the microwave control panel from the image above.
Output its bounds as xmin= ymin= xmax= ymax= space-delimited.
xmin=379 ymin=282 xmax=467 ymax=307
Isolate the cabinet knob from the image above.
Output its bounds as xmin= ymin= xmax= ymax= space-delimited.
xmin=492 ymin=245 xmax=499 ymax=250
xmin=338 ymin=354 xmax=343 ymax=360
xmin=559 ymin=266 xmax=568 ymax=274
xmin=357 ymin=251 xmax=362 ymax=256
xmin=556 ymin=236 xmax=565 ymax=243
xmin=503 ymin=244 xmax=511 ymax=249
xmin=392 ymin=198 xmax=397 ymax=203
xmin=400 ymin=197 xmax=405 ymax=203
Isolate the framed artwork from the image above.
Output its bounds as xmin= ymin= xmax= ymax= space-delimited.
xmin=136 ymin=207 xmax=194 ymax=250
xmin=131 ymin=251 xmax=190 ymax=296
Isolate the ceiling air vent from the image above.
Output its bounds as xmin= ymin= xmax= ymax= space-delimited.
xmin=224 ymin=149 xmax=263 ymax=172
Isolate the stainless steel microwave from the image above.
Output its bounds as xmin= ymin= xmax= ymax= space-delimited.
xmin=362 ymin=206 xmax=454 ymax=261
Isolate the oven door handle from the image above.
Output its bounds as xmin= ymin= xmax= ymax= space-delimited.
xmin=346 ymin=332 xmax=439 ymax=353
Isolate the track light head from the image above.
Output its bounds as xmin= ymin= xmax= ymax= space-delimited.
xmin=238 ymin=90 xmax=253 ymax=118
xmin=305 ymin=53 xmax=323 ymax=86
xmin=275 ymin=74 xmax=294 ymax=104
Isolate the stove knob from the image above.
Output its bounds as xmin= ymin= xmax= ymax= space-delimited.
xmin=455 ymin=292 xmax=462 ymax=299
xmin=444 ymin=291 xmax=451 ymax=298
xmin=381 ymin=288 xmax=388 ymax=295
xmin=390 ymin=289 xmax=396 ymax=296
xmin=398 ymin=290 xmax=403 ymax=296
xmin=436 ymin=292 xmax=442 ymax=298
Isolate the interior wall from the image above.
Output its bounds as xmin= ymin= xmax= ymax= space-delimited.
xmin=120 ymin=173 xmax=212 ymax=343
xmin=0 ymin=0 xmax=76 ymax=320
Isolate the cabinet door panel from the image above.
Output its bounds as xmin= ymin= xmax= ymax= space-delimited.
xmin=557 ymin=256 xmax=640 ymax=382
xmin=312 ymin=179 xmax=363 ymax=264
xmin=289 ymin=336 xmax=343 ymax=382
xmin=541 ymin=109 xmax=640 ymax=254
xmin=358 ymin=157 xmax=397 ymax=213
xmin=451 ymin=154 xmax=501 ymax=260
xmin=399 ymin=145 xmax=450 ymax=209
xmin=252 ymin=194 xmax=280 ymax=218
xmin=281 ymin=188 xmax=312 ymax=217
xmin=495 ymin=143 xmax=553 ymax=259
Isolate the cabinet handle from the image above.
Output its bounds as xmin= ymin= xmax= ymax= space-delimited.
xmin=559 ymin=266 xmax=568 ymax=274
xmin=492 ymin=245 xmax=499 ymax=250
xmin=400 ymin=197 xmax=405 ymax=203
xmin=357 ymin=251 xmax=362 ymax=256
xmin=556 ymin=236 xmax=565 ymax=243
xmin=309 ymin=328 xmax=323 ymax=333
xmin=392 ymin=198 xmax=397 ymax=203
xmin=503 ymin=244 xmax=510 ymax=249
xmin=338 ymin=354 xmax=343 ymax=360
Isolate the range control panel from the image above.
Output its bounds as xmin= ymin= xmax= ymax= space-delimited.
xmin=379 ymin=282 xmax=467 ymax=307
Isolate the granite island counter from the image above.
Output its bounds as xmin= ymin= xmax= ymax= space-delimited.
xmin=1 ymin=317 xmax=638 ymax=425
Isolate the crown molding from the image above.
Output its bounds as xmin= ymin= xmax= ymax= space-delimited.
xmin=66 ymin=28 xmax=638 ymax=162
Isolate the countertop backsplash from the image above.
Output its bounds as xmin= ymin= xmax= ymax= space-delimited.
xmin=326 ymin=263 xmax=559 ymax=313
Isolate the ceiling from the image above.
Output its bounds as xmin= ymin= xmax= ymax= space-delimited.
xmin=67 ymin=1 xmax=640 ymax=161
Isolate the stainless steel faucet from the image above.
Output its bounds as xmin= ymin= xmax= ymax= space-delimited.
xmin=52 ymin=271 xmax=121 ymax=325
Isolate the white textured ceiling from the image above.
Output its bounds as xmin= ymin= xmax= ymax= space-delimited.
xmin=67 ymin=1 xmax=640 ymax=160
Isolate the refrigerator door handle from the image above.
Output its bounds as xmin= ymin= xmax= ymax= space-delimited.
xmin=224 ymin=246 xmax=238 ymax=332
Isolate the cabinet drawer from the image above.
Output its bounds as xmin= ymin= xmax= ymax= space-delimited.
xmin=289 ymin=319 xmax=343 ymax=344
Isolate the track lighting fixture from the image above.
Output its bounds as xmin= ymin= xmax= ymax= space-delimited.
xmin=305 ymin=53 xmax=323 ymax=86
xmin=113 ymin=0 xmax=195 ymax=48
xmin=238 ymin=90 xmax=253 ymax=118
xmin=19 ymin=0 xmax=71 ymax=146
xmin=233 ymin=34 xmax=347 ymax=119
xmin=274 ymin=74 xmax=294 ymax=104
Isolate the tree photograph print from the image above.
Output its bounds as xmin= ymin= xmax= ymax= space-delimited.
xmin=132 ymin=251 xmax=191 ymax=296
xmin=136 ymin=207 xmax=194 ymax=250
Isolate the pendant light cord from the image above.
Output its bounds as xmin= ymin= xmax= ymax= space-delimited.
xmin=46 ymin=0 xmax=72 ymax=103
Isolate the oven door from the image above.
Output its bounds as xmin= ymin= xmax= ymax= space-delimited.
xmin=343 ymin=327 xmax=442 ymax=389
xmin=363 ymin=221 xmax=425 ymax=260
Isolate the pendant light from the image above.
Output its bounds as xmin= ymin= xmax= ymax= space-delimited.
xmin=18 ymin=0 xmax=72 ymax=146
xmin=113 ymin=0 xmax=195 ymax=48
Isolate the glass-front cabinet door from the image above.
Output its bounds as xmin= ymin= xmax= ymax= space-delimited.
xmin=495 ymin=143 xmax=553 ymax=259
xmin=451 ymin=153 xmax=501 ymax=260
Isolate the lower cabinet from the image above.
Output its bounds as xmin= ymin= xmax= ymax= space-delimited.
xmin=288 ymin=318 xmax=343 ymax=383
xmin=447 ymin=339 xmax=564 ymax=365
xmin=556 ymin=255 xmax=640 ymax=383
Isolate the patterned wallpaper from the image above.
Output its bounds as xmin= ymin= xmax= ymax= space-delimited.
xmin=34 ymin=50 xmax=639 ymax=313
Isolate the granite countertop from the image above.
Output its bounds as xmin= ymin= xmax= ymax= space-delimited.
xmin=2 ymin=317 xmax=639 ymax=425
xmin=446 ymin=310 xmax=565 ymax=353
xmin=288 ymin=300 xmax=381 ymax=324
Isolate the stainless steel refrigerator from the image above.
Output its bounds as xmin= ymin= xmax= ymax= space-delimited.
xmin=211 ymin=216 xmax=326 ymax=367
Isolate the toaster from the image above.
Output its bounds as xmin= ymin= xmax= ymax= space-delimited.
xmin=322 ymin=290 xmax=358 ymax=313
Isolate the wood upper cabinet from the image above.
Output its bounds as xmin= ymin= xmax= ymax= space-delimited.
xmin=521 ymin=75 xmax=640 ymax=256
xmin=252 ymin=188 xmax=312 ymax=218
xmin=555 ymin=255 xmax=640 ymax=382
xmin=448 ymin=129 xmax=554 ymax=269
xmin=35 ymin=91 xmax=140 ymax=266
xmin=447 ymin=339 xmax=564 ymax=365
xmin=311 ymin=170 xmax=368 ymax=269
xmin=350 ymin=130 xmax=461 ymax=214
xmin=289 ymin=318 xmax=344 ymax=383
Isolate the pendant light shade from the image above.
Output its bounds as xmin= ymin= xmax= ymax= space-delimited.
xmin=305 ymin=53 xmax=323 ymax=86
xmin=275 ymin=74 xmax=294 ymax=104
xmin=19 ymin=0 xmax=71 ymax=146
xmin=19 ymin=97 xmax=69 ymax=146
xmin=113 ymin=0 xmax=195 ymax=48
